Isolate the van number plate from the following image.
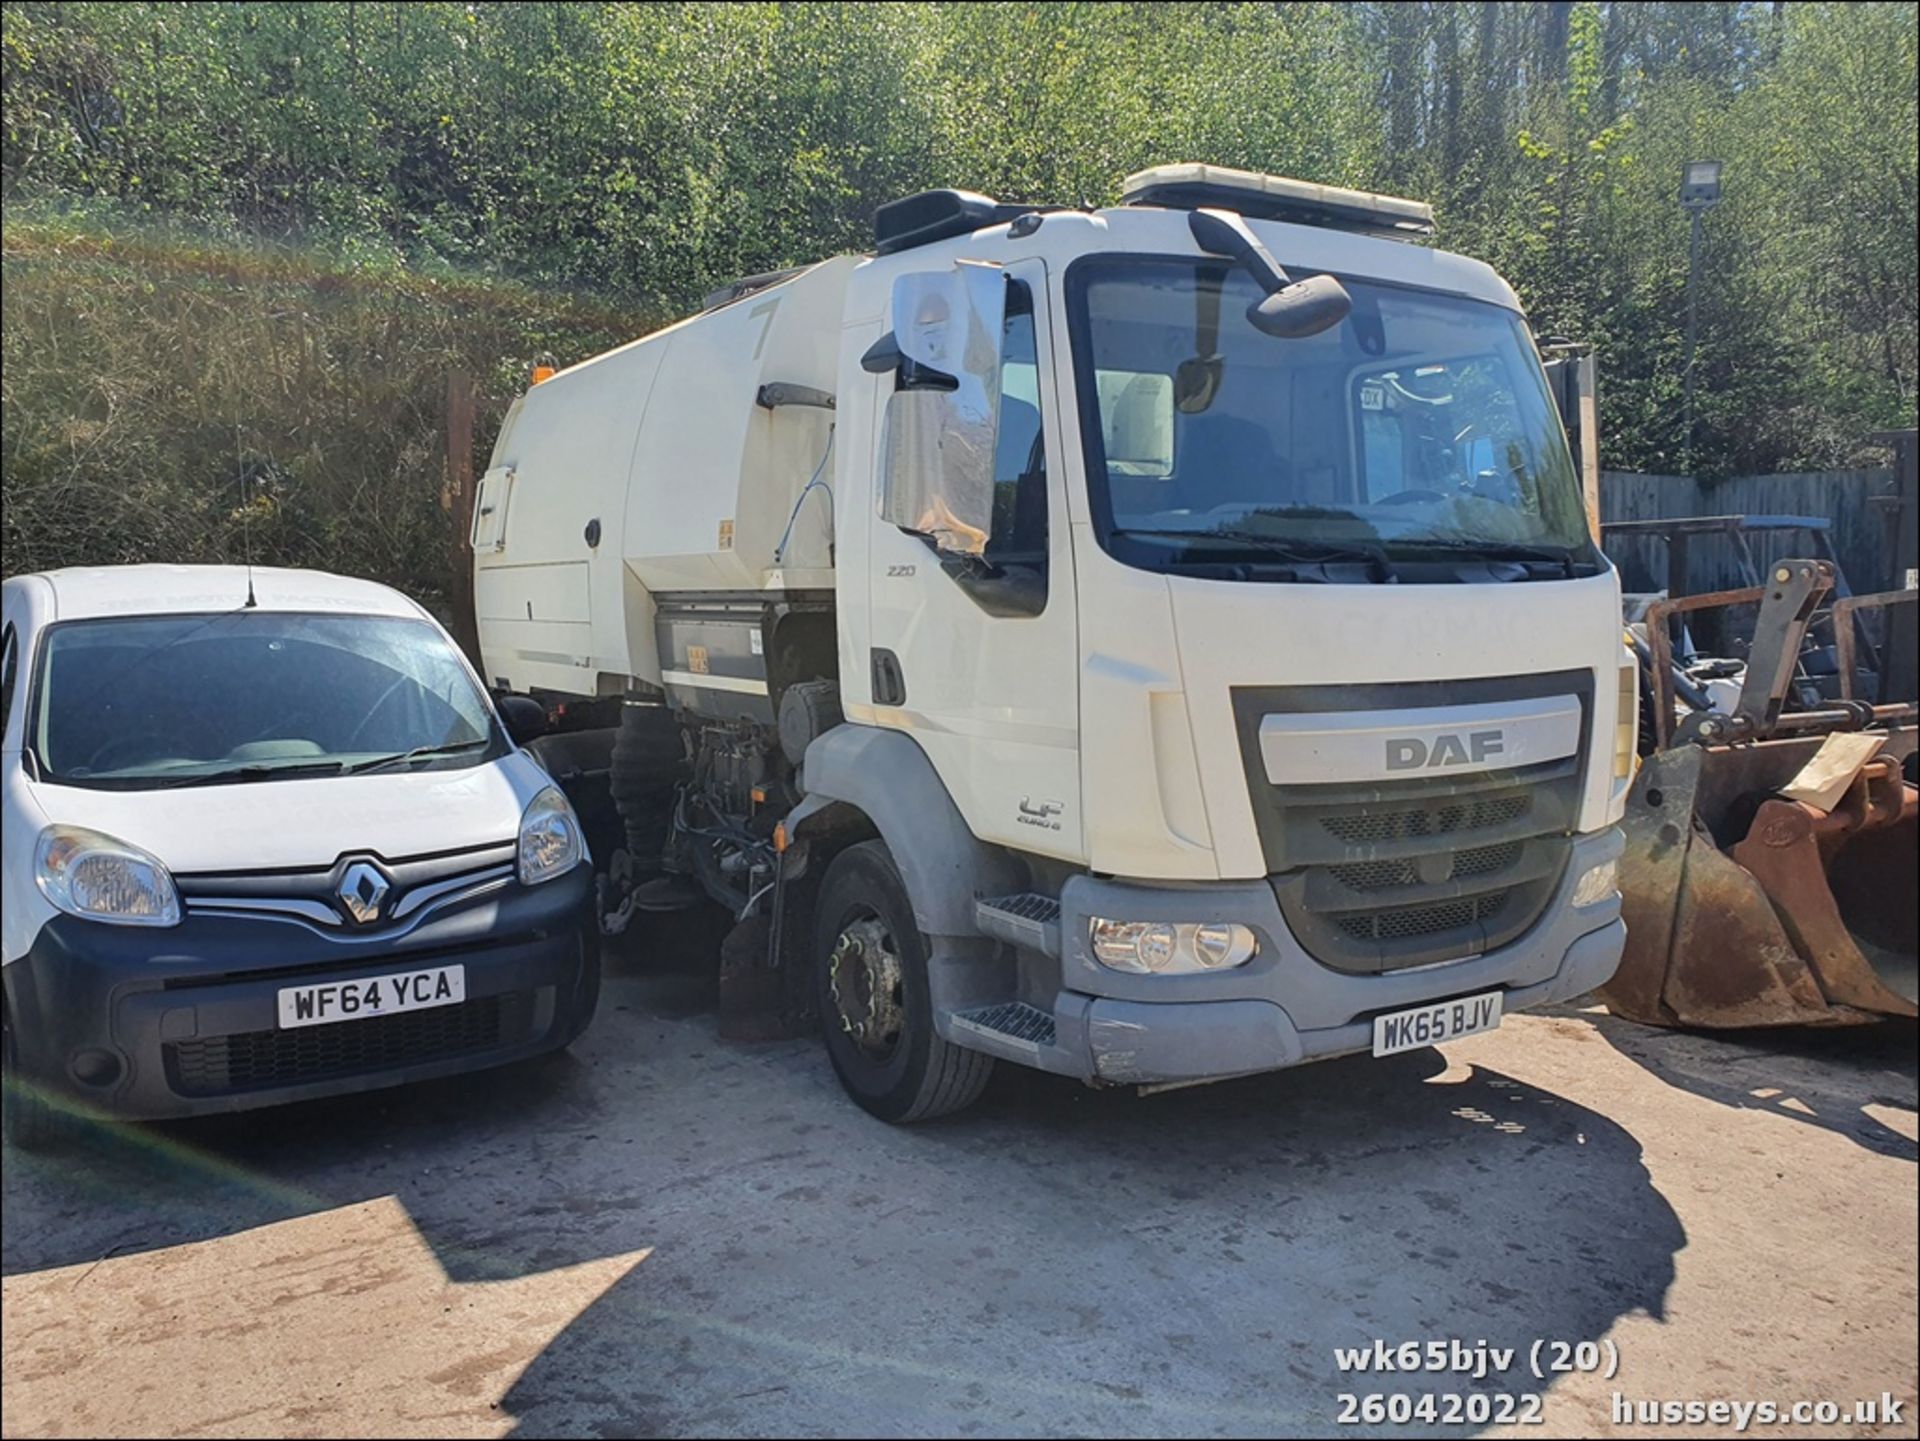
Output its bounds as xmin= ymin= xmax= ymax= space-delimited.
xmin=1372 ymin=990 xmax=1502 ymax=1056
xmin=277 ymin=965 xmax=466 ymax=1030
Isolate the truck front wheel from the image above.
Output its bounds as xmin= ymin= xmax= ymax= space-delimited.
xmin=813 ymin=841 xmax=993 ymax=1123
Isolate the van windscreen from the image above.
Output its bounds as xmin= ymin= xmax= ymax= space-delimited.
xmin=31 ymin=611 xmax=502 ymax=789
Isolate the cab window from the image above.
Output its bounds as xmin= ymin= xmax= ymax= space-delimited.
xmin=988 ymin=280 xmax=1048 ymax=569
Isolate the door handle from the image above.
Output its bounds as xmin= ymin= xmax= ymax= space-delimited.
xmin=870 ymin=649 xmax=906 ymax=706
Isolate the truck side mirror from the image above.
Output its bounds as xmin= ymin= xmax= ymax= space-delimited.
xmin=876 ymin=262 xmax=1005 ymax=557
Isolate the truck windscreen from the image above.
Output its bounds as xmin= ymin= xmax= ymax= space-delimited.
xmin=1066 ymin=258 xmax=1599 ymax=580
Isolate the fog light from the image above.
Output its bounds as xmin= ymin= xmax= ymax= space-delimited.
xmin=69 ymin=1048 xmax=123 ymax=1088
xmin=1572 ymin=859 xmax=1619 ymax=907
xmin=1088 ymin=919 xmax=1258 ymax=974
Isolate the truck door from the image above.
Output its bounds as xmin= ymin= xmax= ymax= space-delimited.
xmin=864 ymin=259 xmax=1084 ymax=861
xmin=470 ymin=464 xmax=514 ymax=553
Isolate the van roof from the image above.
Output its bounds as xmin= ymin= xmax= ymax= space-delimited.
xmin=12 ymin=565 xmax=427 ymax=623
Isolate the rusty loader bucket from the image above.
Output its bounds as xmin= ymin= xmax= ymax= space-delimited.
xmin=1599 ymin=563 xmax=1919 ymax=1028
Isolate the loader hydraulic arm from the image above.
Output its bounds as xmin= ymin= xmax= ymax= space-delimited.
xmin=1644 ymin=560 xmax=1917 ymax=748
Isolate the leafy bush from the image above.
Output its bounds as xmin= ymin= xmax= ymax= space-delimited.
xmin=1 ymin=210 xmax=645 ymax=606
xmin=1 ymin=1 xmax=1914 ymax=599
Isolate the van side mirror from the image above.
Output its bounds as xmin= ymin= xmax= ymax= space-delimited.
xmin=876 ymin=262 xmax=1005 ymax=557
xmin=496 ymin=693 xmax=548 ymax=745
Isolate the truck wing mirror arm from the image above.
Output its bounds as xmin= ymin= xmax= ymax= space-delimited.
xmin=861 ymin=332 xmax=904 ymax=373
xmin=862 ymin=333 xmax=959 ymax=393
xmin=1188 ymin=207 xmax=1351 ymax=339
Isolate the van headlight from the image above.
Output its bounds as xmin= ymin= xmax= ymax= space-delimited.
xmin=34 ymin=825 xmax=181 ymax=927
xmin=1089 ymin=919 xmax=1258 ymax=974
xmin=517 ymin=785 xmax=586 ymax=885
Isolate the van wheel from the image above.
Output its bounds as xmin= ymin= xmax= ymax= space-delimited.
xmin=2 ymin=1018 xmax=73 ymax=1152
xmin=813 ymin=841 xmax=993 ymax=1123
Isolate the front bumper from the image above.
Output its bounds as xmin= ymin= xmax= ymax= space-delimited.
xmin=973 ymin=827 xmax=1624 ymax=1086
xmin=2 ymin=866 xmax=597 ymax=1120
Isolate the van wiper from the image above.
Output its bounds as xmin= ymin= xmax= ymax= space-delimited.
xmin=1116 ymin=528 xmax=1397 ymax=580
xmin=345 ymin=737 xmax=492 ymax=775
xmin=154 ymin=759 xmax=349 ymax=788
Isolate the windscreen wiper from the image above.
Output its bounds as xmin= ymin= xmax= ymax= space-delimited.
xmin=1392 ymin=539 xmax=1590 ymax=577
xmin=345 ymin=737 xmax=492 ymax=775
xmin=153 ymin=759 xmax=349 ymax=788
xmin=1116 ymin=528 xmax=1397 ymax=580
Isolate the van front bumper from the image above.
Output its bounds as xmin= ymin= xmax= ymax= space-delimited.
xmin=2 ymin=866 xmax=597 ymax=1121
xmin=944 ymin=827 xmax=1624 ymax=1086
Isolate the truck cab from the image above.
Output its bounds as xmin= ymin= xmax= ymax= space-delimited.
xmin=477 ymin=164 xmax=1634 ymax=1121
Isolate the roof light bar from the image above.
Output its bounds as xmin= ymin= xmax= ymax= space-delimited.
xmin=1122 ymin=163 xmax=1435 ymax=240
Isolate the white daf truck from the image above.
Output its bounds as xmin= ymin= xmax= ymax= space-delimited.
xmin=475 ymin=164 xmax=1635 ymax=1122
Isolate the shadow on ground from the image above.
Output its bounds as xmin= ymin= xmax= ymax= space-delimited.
xmin=4 ymin=914 xmax=1685 ymax=1438
xmin=0 ymin=906 xmax=734 ymax=1283
xmin=492 ymin=1039 xmax=1680 ymax=1437
xmin=1563 ymin=1003 xmax=1919 ymax=1162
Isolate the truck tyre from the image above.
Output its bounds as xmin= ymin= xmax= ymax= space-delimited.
xmin=813 ymin=840 xmax=993 ymax=1123
xmin=2 ymin=1017 xmax=73 ymax=1152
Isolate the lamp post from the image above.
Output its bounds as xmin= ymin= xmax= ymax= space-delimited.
xmin=1679 ymin=159 xmax=1723 ymax=476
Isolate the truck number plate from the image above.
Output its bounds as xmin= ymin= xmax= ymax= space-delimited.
xmin=1372 ymin=990 xmax=1503 ymax=1056
xmin=277 ymin=965 xmax=466 ymax=1030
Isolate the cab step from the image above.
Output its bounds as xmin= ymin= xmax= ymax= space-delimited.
xmin=949 ymin=1002 xmax=1058 ymax=1054
xmin=973 ymin=893 xmax=1062 ymax=958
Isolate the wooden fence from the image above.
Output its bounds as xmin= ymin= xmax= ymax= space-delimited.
xmin=1599 ymin=468 xmax=1902 ymax=596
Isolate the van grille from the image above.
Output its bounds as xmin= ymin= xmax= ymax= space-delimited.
xmin=166 ymin=994 xmax=528 ymax=1096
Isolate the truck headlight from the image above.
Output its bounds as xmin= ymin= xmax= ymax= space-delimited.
xmin=34 ymin=825 xmax=181 ymax=927
xmin=517 ymin=785 xmax=585 ymax=885
xmin=1089 ymin=919 xmax=1257 ymax=974
xmin=1572 ymin=858 xmax=1619 ymax=908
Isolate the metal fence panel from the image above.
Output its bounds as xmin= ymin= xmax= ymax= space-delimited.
xmin=1600 ymin=469 xmax=1899 ymax=596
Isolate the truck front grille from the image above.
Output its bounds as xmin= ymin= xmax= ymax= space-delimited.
xmin=1268 ymin=760 xmax=1579 ymax=975
xmin=1335 ymin=890 xmax=1511 ymax=943
xmin=1319 ymin=792 xmax=1530 ymax=846
xmin=166 ymin=993 xmax=531 ymax=1097
xmin=1328 ymin=840 xmax=1525 ymax=894
xmin=1230 ymin=672 xmax=1593 ymax=975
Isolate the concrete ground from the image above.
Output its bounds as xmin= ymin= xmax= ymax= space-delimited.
xmin=3 ymin=919 xmax=1915 ymax=1439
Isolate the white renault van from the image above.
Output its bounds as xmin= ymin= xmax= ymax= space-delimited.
xmin=0 ymin=565 xmax=597 ymax=1147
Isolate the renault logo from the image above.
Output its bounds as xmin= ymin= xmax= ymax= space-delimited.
xmin=337 ymin=860 xmax=391 ymax=924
